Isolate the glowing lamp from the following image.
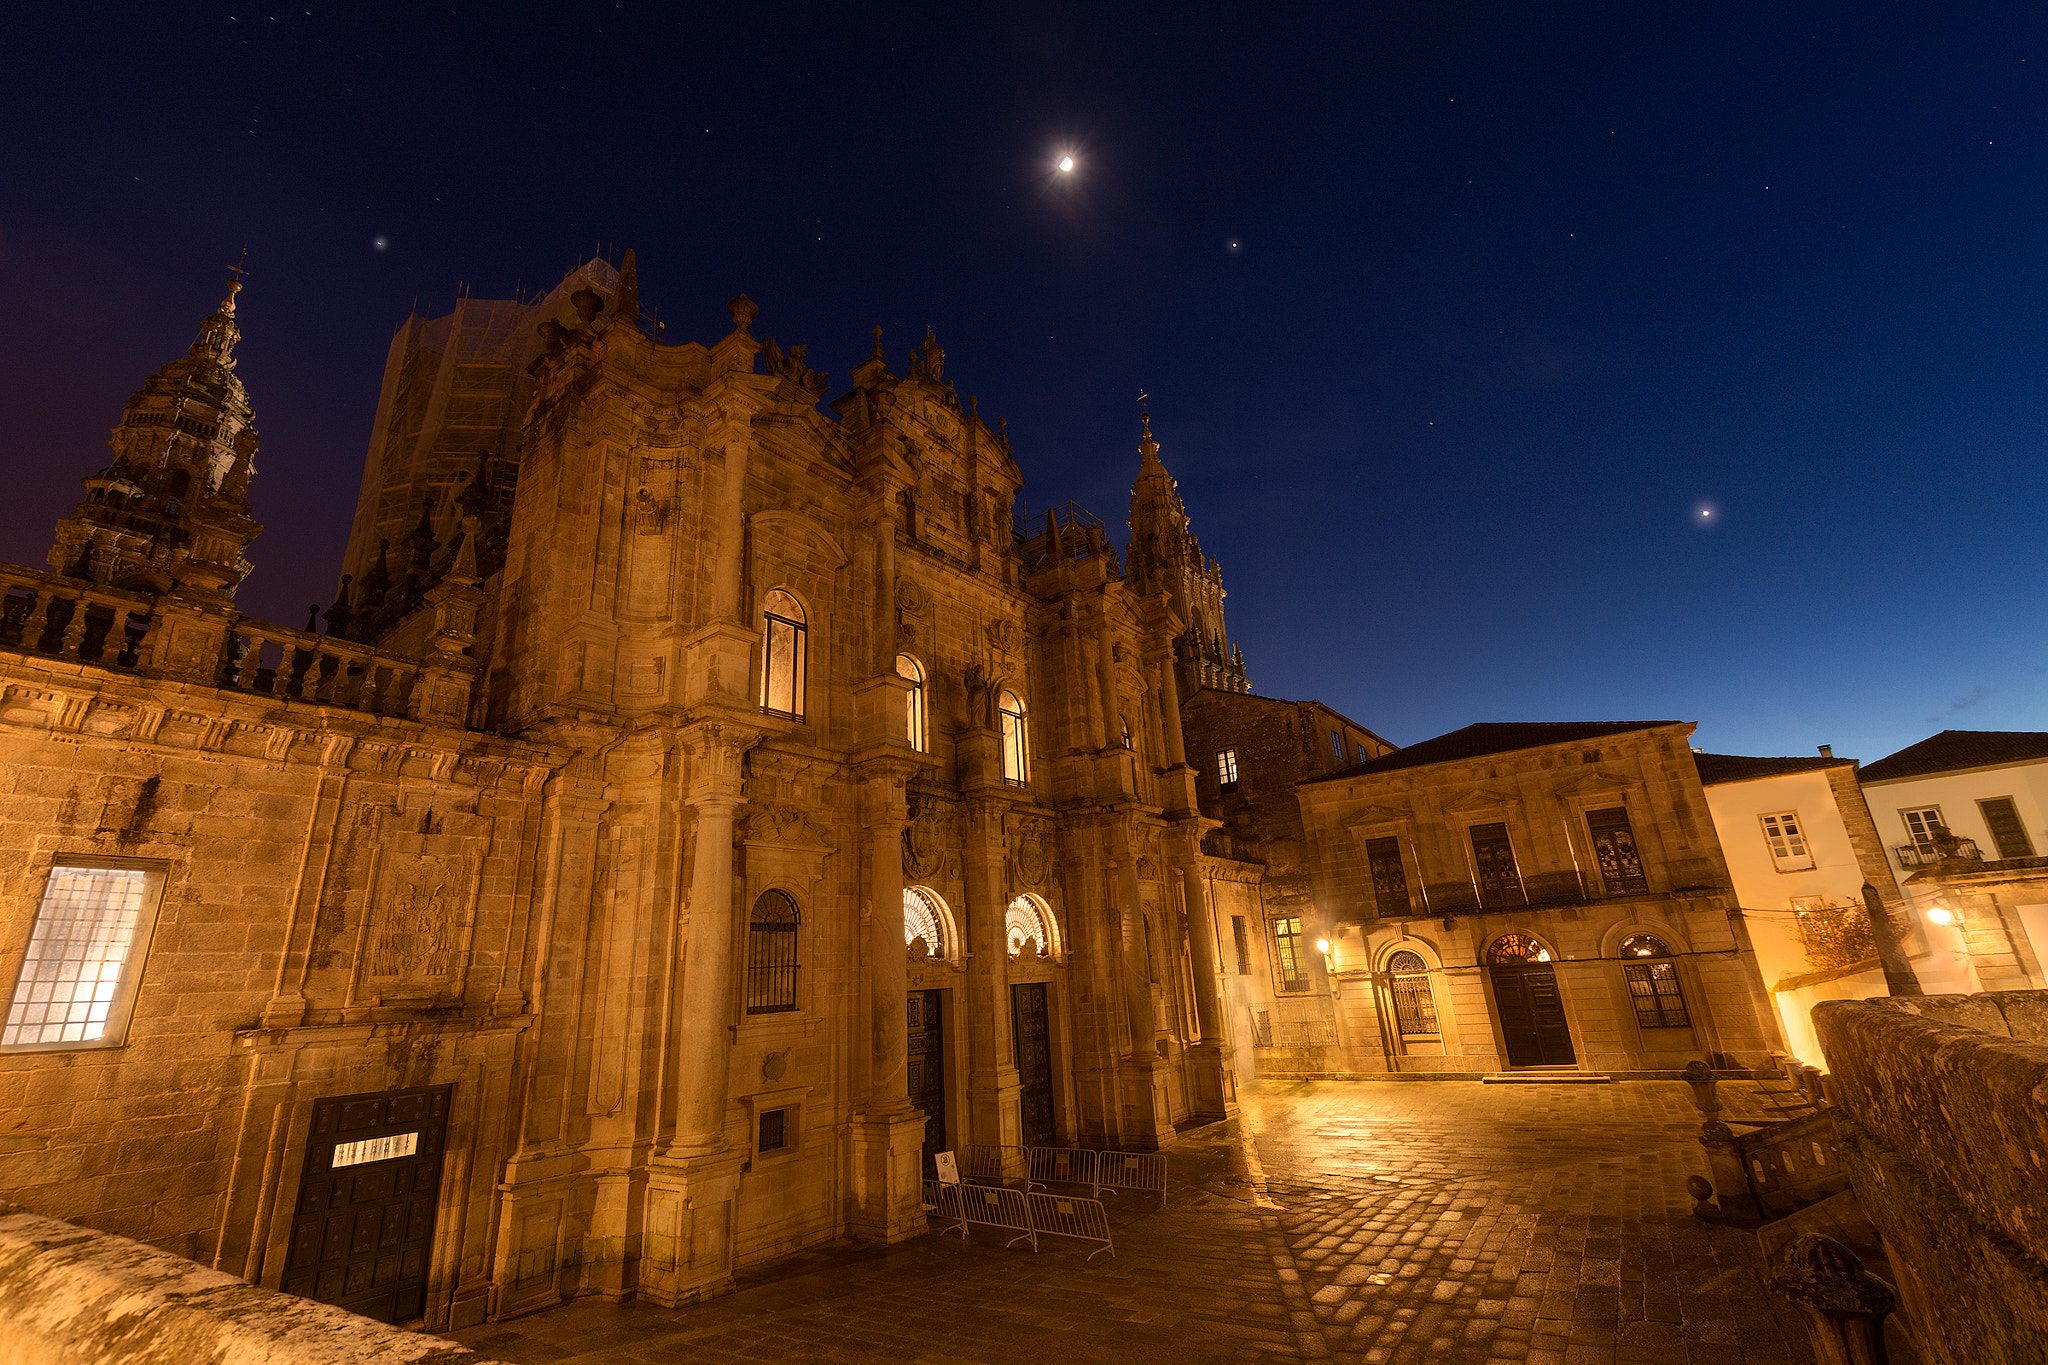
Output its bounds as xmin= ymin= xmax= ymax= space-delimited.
xmin=1314 ymin=938 xmax=1332 ymax=954
xmin=1927 ymin=905 xmax=1956 ymax=927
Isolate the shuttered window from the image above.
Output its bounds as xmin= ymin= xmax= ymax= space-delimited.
xmin=1978 ymin=797 xmax=2035 ymax=860
xmin=1469 ymin=823 xmax=1526 ymax=907
xmin=1585 ymin=807 xmax=1649 ymax=895
xmin=1365 ymin=836 xmax=1409 ymax=917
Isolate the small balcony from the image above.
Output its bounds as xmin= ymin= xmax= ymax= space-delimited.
xmin=1896 ymin=839 xmax=1979 ymax=868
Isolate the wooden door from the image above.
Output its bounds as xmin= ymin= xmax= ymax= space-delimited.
xmin=1490 ymin=966 xmax=1576 ymax=1067
xmin=284 ymin=1085 xmax=450 ymax=1323
xmin=907 ymin=989 xmax=947 ymax=1177
xmin=1011 ymin=982 xmax=1055 ymax=1148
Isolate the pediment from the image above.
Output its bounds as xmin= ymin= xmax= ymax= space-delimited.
xmin=748 ymin=508 xmax=849 ymax=567
xmin=1554 ymin=770 xmax=1637 ymax=798
xmin=1343 ymin=804 xmax=1414 ymax=830
xmin=1442 ymin=787 xmax=1518 ymax=815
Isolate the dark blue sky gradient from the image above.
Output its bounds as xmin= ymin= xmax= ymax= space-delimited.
xmin=3 ymin=3 xmax=2045 ymax=764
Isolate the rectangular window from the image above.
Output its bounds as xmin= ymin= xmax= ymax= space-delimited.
xmin=1624 ymin=962 xmax=1690 ymax=1029
xmin=1585 ymin=806 xmax=1649 ymax=895
xmin=1271 ymin=917 xmax=1307 ymax=992
xmin=1357 ymin=743 xmax=1369 ymax=764
xmin=1330 ymin=730 xmax=1344 ymax=760
xmin=758 ymin=1107 xmax=790 ymax=1154
xmin=1468 ymin=823 xmax=1526 ymax=907
xmin=1216 ymin=747 xmax=1239 ymax=792
xmin=1900 ymin=807 xmax=1945 ymax=858
xmin=1760 ymin=812 xmax=1816 ymax=872
xmin=3 ymin=862 xmax=164 ymax=1050
xmin=1365 ymin=836 xmax=1409 ymax=917
xmin=1231 ymin=915 xmax=1251 ymax=975
xmin=1978 ymin=797 xmax=2035 ymax=860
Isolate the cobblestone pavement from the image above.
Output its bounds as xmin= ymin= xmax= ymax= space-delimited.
xmin=446 ymin=1079 xmax=1816 ymax=1365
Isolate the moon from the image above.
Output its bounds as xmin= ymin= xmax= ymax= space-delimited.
xmin=1058 ymin=155 xmax=1074 ymax=172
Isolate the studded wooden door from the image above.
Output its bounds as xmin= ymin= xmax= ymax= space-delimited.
xmin=907 ymin=989 xmax=947 ymax=1177
xmin=1011 ymin=982 xmax=1055 ymax=1148
xmin=283 ymin=1085 xmax=450 ymax=1323
xmin=1490 ymin=966 xmax=1577 ymax=1067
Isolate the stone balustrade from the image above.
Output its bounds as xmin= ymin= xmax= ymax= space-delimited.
xmin=218 ymin=618 xmax=428 ymax=719
xmin=0 ymin=566 xmax=158 ymax=668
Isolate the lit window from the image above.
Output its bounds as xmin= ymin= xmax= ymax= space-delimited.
xmin=1619 ymin=934 xmax=1689 ymax=1029
xmin=1272 ymin=917 xmax=1308 ymax=992
xmin=761 ymin=589 xmax=807 ymax=718
xmin=1760 ymin=812 xmax=1815 ymax=872
xmin=1387 ymin=950 xmax=1439 ymax=1037
xmin=904 ymin=885 xmax=948 ymax=958
xmin=1120 ymin=715 xmax=1134 ymax=750
xmin=1005 ymin=894 xmax=1057 ymax=959
xmin=999 ymin=689 xmax=1029 ymax=784
xmin=1216 ymin=747 xmax=1239 ymax=792
xmin=3 ymin=862 xmax=165 ymax=1050
xmin=895 ymin=653 xmax=925 ymax=751
xmin=744 ymin=890 xmax=800 ymax=1014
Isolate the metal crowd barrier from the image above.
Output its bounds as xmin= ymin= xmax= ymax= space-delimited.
xmin=922 ymin=1178 xmax=1115 ymax=1262
xmin=1089 ymin=1149 xmax=1168 ymax=1206
xmin=957 ymin=1145 xmax=1168 ymax=1208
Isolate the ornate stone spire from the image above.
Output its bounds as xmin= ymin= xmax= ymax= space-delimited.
xmin=1123 ymin=413 xmax=1247 ymax=696
xmin=48 ymin=272 xmax=263 ymax=597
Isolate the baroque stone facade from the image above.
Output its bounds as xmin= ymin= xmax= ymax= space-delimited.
xmin=0 ymin=258 xmax=1244 ymax=1328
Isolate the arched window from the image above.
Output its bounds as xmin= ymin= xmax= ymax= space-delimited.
xmin=1005 ymin=894 xmax=1058 ymax=959
xmin=761 ymin=589 xmax=806 ymax=718
xmin=1119 ymin=715 xmax=1134 ymax=750
xmin=1387 ymin=950 xmax=1440 ymax=1037
xmin=903 ymin=886 xmax=947 ymax=958
xmin=895 ymin=653 xmax=926 ymax=752
xmin=999 ymin=689 xmax=1028 ymax=784
xmin=1486 ymin=933 xmax=1553 ymax=964
xmin=1619 ymin=933 xmax=1689 ymax=1029
xmin=745 ymin=890 xmax=800 ymax=1014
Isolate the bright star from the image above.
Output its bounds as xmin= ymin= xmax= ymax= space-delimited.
xmin=373 ymin=236 xmax=388 ymax=251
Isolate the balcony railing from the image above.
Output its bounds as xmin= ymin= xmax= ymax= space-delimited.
xmin=1896 ymin=839 xmax=1979 ymax=868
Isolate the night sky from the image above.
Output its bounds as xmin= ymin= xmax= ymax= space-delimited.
xmin=4 ymin=4 xmax=2045 ymax=765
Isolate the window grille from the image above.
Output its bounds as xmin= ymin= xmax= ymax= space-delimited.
xmin=761 ymin=589 xmax=807 ymax=718
xmin=3 ymin=865 xmax=156 ymax=1049
xmin=1365 ymin=836 xmax=1409 ymax=916
xmin=999 ymin=690 xmax=1029 ymax=784
xmin=1216 ymin=747 xmax=1239 ymax=792
xmin=1387 ymin=950 xmax=1439 ymax=1036
xmin=1468 ymin=823 xmax=1526 ymax=907
xmin=895 ymin=653 xmax=925 ymax=751
xmin=1760 ymin=811 xmax=1815 ymax=871
xmin=758 ymin=1107 xmax=790 ymax=1153
xmin=1231 ymin=915 xmax=1251 ymax=975
xmin=1271 ymin=917 xmax=1307 ymax=992
xmin=744 ymin=890 xmax=800 ymax=1014
xmin=1585 ymin=806 xmax=1649 ymax=895
xmin=1619 ymin=934 xmax=1689 ymax=1029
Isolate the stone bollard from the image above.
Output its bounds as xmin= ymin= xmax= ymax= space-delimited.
xmin=1682 ymin=1058 xmax=1721 ymax=1115
xmin=1766 ymin=1233 xmax=1897 ymax=1365
xmin=1686 ymin=1174 xmax=1718 ymax=1220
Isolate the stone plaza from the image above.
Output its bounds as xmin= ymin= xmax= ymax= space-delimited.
xmin=447 ymin=1078 xmax=1819 ymax=1365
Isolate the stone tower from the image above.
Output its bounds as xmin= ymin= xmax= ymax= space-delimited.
xmin=1124 ymin=413 xmax=1247 ymax=698
xmin=48 ymin=277 xmax=263 ymax=599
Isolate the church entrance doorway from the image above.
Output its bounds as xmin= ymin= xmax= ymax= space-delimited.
xmin=1486 ymin=934 xmax=1576 ymax=1067
xmin=1011 ymin=982 xmax=1055 ymax=1148
xmin=908 ymin=989 xmax=948 ymax=1176
xmin=283 ymin=1085 xmax=451 ymax=1324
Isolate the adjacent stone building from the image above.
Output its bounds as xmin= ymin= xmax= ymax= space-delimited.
xmin=1292 ymin=721 xmax=1783 ymax=1076
xmin=0 ymin=259 xmax=1252 ymax=1328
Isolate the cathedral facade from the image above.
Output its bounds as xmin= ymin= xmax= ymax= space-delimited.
xmin=0 ymin=258 xmax=1246 ymax=1327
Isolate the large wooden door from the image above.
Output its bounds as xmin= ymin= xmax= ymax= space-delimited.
xmin=907 ymin=989 xmax=947 ymax=1177
xmin=1011 ymin=982 xmax=1055 ymax=1148
xmin=1490 ymin=966 xmax=1577 ymax=1067
xmin=284 ymin=1085 xmax=450 ymax=1323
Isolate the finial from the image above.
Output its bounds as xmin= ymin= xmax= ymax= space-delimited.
xmin=728 ymin=294 xmax=759 ymax=333
xmin=871 ymin=324 xmax=884 ymax=359
xmin=220 ymin=278 xmax=242 ymax=316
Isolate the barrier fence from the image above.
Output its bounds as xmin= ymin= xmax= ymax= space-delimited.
xmin=923 ymin=1179 xmax=1116 ymax=1262
xmin=956 ymin=1144 xmax=1168 ymax=1207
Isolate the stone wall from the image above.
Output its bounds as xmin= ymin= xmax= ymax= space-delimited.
xmin=1813 ymin=991 xmax=2048 ymax=1365
xmin=0 ymin=1199 xmax=503 ymax=1365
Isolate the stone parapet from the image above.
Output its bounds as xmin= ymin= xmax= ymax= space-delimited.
xmin=0 ymin=1199 xmax=505 ymax=1365
xmin=1813 ymin=992 xmax=2048 ymax=1364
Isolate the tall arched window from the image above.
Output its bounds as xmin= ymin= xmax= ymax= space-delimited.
xmin=745 ymin=890 xmax=800 ymax=1014
xmin=1119 ymin=714 xmax=1134 ymax=750
xmin=903 ymin=886 xmax=949 ymax=959
xmin=761 ymin=589 xmax=806 ymax=718
xmin=999 ymin=689 xmax=1028 ymax=784
xmin=1386 ymin=950 xmax=1440 ymax=1037
xmin=895 ymin=653 xmax=926 ymax=752
xmin=1619 ymin=933 xmax=1689 ymax=1029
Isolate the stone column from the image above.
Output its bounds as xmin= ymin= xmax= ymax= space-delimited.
xmin=849 ymin=759 xmax=927 ymax=1243
xmin=710 ymin=409 xmax=750 ymax=625
xmin=963 ymin=796 xmax=1021 ymax=1148
xmin=1114 ymin=822 xmax=1170 ymax=1149
xmin=1153 ymin=653 xmax=1188 ymax=768
xmin=1177 ymin=845 xmax=1233 ymax=1121
xmin=642 ymin=724 xmax=748 ymax=1309
xmin=682 ymin=402 xmax=763 ymax=710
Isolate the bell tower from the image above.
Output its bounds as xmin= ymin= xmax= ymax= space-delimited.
xmin=1124 ymin=413 xmax=1247 ymax=698
xmin=49 ymin=274 xmax=264 ymax=598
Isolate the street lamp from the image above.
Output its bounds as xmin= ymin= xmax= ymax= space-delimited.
xmin=1926 ymin=903 xmax=1956 ymax=927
